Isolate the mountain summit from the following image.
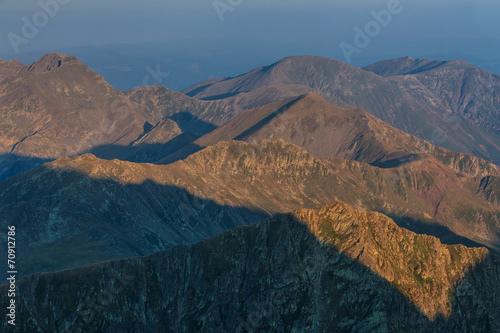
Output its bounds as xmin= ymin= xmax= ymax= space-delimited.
xmin=25 ymin=52 xmax=80 ymax=73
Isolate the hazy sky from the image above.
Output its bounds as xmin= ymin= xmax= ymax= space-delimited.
xmin=1 ymin=0 xmax=499 ymax=50
xmin=1 ymin=0 xmax=499 ymax=89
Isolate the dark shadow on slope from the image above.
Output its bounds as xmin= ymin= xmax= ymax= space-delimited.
xmin=0 ymin=154 xmax=52 ymax=181
xmin=371 ymin=154 xmax=421 ymax=168
xmin=0 ymin=166 xmax=269 ymax=283
xmin=127 ymin=121 xmax=155 ymax=147
xmin=233 ymin=98 xmax=300 ymax=141
xmin=87 ymin=132 xmax=199 ymax=164
xmin=168 ymin=112 xmax=217 ymax=136
xmin=86 ymin=113 xmax=216 ymax=163
xmin=0 ymin=115 xmax=216 ymax=180
xmin=434 ymin=252 xmax=500 ymax=331
xmin=155 ymin=141 xmax=205 ymax=164
xmin=0 ymin=137 xmax=201 ymax=182
xmin=152 ymin=97 xmax=305 ymax=163
xmin=1 ymin=213 xmax=498 ymax=331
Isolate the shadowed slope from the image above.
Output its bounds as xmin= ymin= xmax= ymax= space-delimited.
xmin=1 ymin=202 xmax=498 ymax=332
xmin=126 ymin=85 xmax=225 ymax=134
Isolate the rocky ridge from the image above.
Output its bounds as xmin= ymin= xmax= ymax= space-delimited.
xmin=1 ymin=139 xmax=498 ymax=279
xmin=1 ymin=202 xmax=498 ymax=332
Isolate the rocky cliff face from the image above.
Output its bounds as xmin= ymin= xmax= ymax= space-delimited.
xmin=25 ymin=53 xmax=77 ymax=73
xmin=1 ymin=139 xmax=498 ymax=280
xmin=1 ymin=202 xmax=498 ymax=332
xmin=294 ymin=203 xmax=489 ymax=319
xmin=478 ymin=176 xmax=500 ymax=206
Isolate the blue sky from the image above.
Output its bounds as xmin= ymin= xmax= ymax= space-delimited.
xmin=1 ymin=0 xmax=499 ymax=90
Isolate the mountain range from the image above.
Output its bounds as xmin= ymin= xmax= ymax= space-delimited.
xmin=0 ymin=53 xmax=227 ymax=180
xmin=1 ymin=138 xmax=498 ymax=280
xmin=364 ymin=56 xmax=500 ymax=135
xmin=183 ymin=55 xmax=500 ymax=165
xmin=1 ymin=52 xmax=499 ymax=331
xmin=1 ymin=53 xmax=500 ymax=182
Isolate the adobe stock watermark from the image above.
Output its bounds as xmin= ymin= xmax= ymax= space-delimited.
xmin=213 ymin=0 xmax=243 ymax=21
xmin=340 ymin=0 xmax=413 ymax=63
xmin=142 ymin=64 xmax=170 ymax=86
xmin=7 ymin=0 xmax=71 ymax=54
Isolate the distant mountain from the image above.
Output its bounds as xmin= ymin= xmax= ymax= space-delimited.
xmin=0 ymin=53 xmax=154 ymax=179
xmin=183 ymin=55 xmax=500 ymax=165
xmin=3 ymin=54 xmax=498 ymax=180
xmin=363 ymin=56 xmax=500 ymax=134
xmin=1 ymin=139 xmax=498 ymax=280
xmin=2 ymin=202 xmax=499 ymax=332
xmin=0 ymin=54 xmax=228 ymax=180
xmin=126 ymin=85 xmax=222 ymax=135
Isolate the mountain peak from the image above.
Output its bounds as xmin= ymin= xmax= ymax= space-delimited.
xmin=0 ymin=58 xmax=27 ymax=81
xmin=26 ymin=52 xmax=80 ymax=73
xmin=272 ymin=55 xmax=350 ymax=70
xmin=297 ymin=92 xmax=328 ymax=103
xmin=0 ymin=58 xmax=24 ymax=66
xmin=291 ymin=201 xmax=491 ymax=319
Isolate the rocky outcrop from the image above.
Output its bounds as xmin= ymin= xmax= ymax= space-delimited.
xmin=1 ymin=202 xmax=498 ymax=332
xmin=478 ymin=176 xmax=500 ymax=206
xmin=294 ymin=203 xmax=489 ymax=319
xmin=25 ymin=53 xmax=79 ymax=73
